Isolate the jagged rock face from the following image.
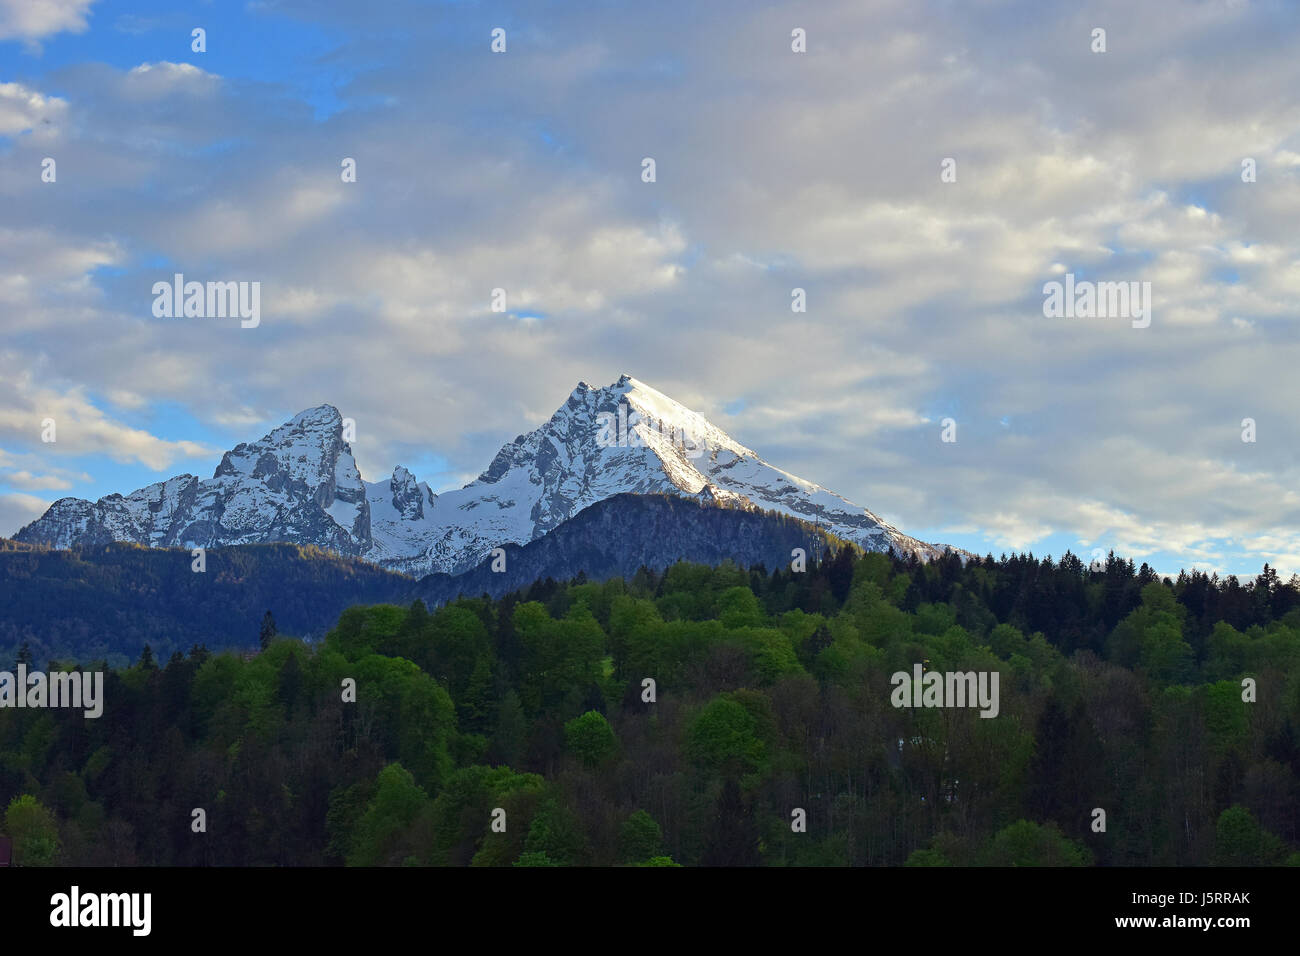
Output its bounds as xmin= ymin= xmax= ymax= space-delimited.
xmin=16 ymin=375 xmax=949 ymax=574
xmin=388 ymin=466 xmax=428 ymax=521
xmin=432 ymin=374 xmax=944 ymax=571
xmin=18 ymin=405 xmax=369 ymax=557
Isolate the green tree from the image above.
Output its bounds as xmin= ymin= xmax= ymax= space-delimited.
xmin=980 ymin=820 xmax=1091 ymax=867
xmin=325 ymin=780 xmax=373 ymax=864
xmin=686 ymin=696 xmax=767 ymax=778
xmin=1213 ymin=806 xmax=1286 ymax=866
xmin=353 ymin=653 xmax=456 ymax=790
xmin=619 ymin=810 xmax=663 ymax=862
xmin=718 ymin=586 xmax=764 ymax=628
xmin=522 ymin=797 xmax=586 ymax=865
xmin=1108 ymin=583 xmax=1192 ymax=681
xmin=564 ymin=710 xmax=618 ymax=768
xmin=515 ymin=602 xmax=606 ymax=719
xmin=1203 ymin=681 xmax=1249 ymax=755
xmin=348 ymin=764 xmax=429 ymax=867
xmin=426 ymin=604 xmax=492 ymax=696
xmin=4 ymin=794 xmax=61 ymax=866
xmin=430 ymin=765 xmax=546 ymax=866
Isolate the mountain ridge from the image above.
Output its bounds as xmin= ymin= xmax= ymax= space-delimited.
xmin=15 ymin=375 xmax=954 ymax=573
xmin=416 ymin=491 xmax=857 ymax=607
xmin=1 ymin=494 xmax=860 ymax=661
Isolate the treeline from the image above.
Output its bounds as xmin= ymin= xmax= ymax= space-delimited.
xmin=2 ymin=549 xmax=1298 ymax=866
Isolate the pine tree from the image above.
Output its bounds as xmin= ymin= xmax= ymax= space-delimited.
xmin=259 ymin=610 xmax=278 ymax=650
xmin=801 ymin=622 xmax=834 ymax=668
xmin=827 ymin=547 xmax=856 ymax=604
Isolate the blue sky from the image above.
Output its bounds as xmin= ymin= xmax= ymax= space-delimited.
xmin=5 ymin=2 xmax=345 ymax=89
xmin=3 ymin=0 xmax=1300 ymax=578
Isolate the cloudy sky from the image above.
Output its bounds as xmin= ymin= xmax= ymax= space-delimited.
xmin=2 ymin=0 xmax=1298 ymax=577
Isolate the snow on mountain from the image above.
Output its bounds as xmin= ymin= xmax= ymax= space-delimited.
xmin=15 ymin=375 xmax=951 ymax=574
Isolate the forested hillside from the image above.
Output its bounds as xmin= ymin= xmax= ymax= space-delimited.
xmin=0 ymin=538 xmax=412 ymax=666
xmin=2 ymin=549 xmax=1297 ymax=866
xmin=0 ymin=494 xmax=849 ymax=665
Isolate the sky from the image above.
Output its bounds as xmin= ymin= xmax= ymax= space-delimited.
xmin=1 ymin=0 xmax=1299 ymax=578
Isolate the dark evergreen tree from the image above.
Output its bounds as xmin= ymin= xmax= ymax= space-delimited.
xmin=800 ymin=622 xmax=834 ymax=669
xmin=259 ymin=610 xmax=278 ymax=650
xmin=827 ymin=547 xmax=856 ymax=604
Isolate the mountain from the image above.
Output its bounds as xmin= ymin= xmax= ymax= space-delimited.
xmin=0 ymin=537 xmax=413 ymax=665
xmin=15 ymin=375 xmax=950 ymax=574
xmin=416 ymin=492 xmax=851 ymax=607
xmin=0 ymin=494 xmax=851 ymax=661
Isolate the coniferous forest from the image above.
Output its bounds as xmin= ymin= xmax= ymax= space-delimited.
xmin=3 ymin=549 xmax=1298 ymax=867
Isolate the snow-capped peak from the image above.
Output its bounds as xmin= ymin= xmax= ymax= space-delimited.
xmin=15 ymin=376 xmax=947 ymax=574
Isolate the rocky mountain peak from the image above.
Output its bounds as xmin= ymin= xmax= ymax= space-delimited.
xmin=16 ymin=377 xmax=951 ymax=574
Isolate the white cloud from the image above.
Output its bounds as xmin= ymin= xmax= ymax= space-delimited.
xmin=123 ymin=61 xmax=221 ymax=98
xmin=0 ymin=0 xmax=95 ymax=44
xmin=0 ymin=353 xmax=218 ymax=470
xmin=0 ymin=492 xmax=51 ymax=537
xmin=4 ymin=0 xmax=1300 ymax=573
xmin=0 ymin=81 xmax=66 ymax=136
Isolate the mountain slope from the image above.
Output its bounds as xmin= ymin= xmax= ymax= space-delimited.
xmin=14 ymin=405 xmax=369 ymax=555
xmin=0 ymin=496 xmax=851 ymax=661
xmin=15 ymin=375 xmax=951 ymax=573
xmin=0 ymin=537 xmax=412 ymax=664
xmin=416 ymin=492 xmax=851 ymax=606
